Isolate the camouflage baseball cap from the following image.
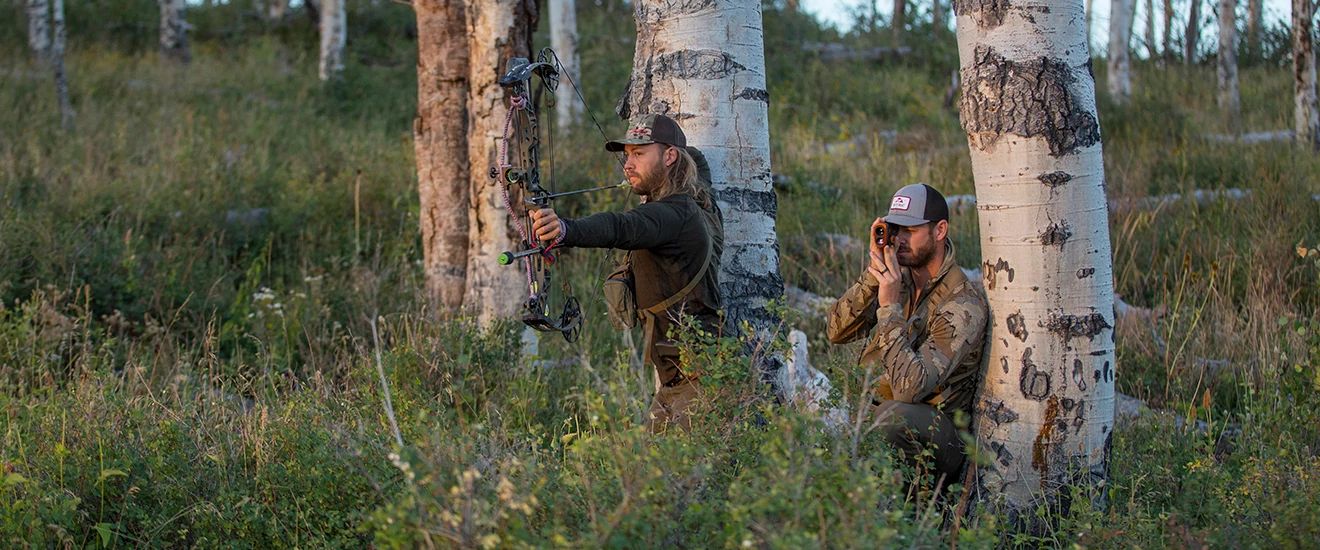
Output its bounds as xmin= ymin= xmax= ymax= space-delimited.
xmin=883 ymin=183 xmax=950 ymax=227
xmin=605 ymin=113 xmax=687 ymax=152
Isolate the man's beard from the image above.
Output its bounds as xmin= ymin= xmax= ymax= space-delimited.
xmin=897 ymin=242 xmax=936 ymax=268
xmin=636 ymin=166 xmax=667 ymax=196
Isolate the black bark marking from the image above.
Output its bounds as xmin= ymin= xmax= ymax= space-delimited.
xmin=990 ymin=440 xmax=1015 ymax=467
xmin=1071 ymin=399 xmax=1086 ymax=434
xmin=959 ymin=46 xmax=1102 ymax=157
xmin=1045 ymin=311 xmax=1111 ymax=343
xmin=1076 ymin=267 xmax=1096 ymax=279
xmin=1038 ymin=171 xmax=1073 ymax=189
xmin=1103 ymin=360 xmax=1113 ymax=382
xmin=713 ymin=186 xmax=777 ymax=216
xmin=1061 ymin=397 xmax=1076 ymax=410
xmin=1072 ymin=359 xmax=1088 ymax=391
xmin=982 ymin=258 xmax=1015 ymax=290
xmin=1093 ymin=369 xmax=1101 ymax=382
xmin=636 ymin=0 xmax=718 ymax=21
xmin=1000 ymin=356 xmax=1010 ymax=374
xmin=980 ymin=399 xmax=1021 ymax=425
xmin=1019 ymin=348 xmax=1051 ymax=401
xmin=1040 ymin=220 xmax=1073 ymax=247
xmin=1089 ymin=350 xmax=1107 ymax=356
xmin=952 ymin=0 xmax=1011 ymax=29
xmin=1006 ymin=311 xmax=1029 ymax=341
xmin=654 ymin=49 xmax=745 ymax=80
xmin=732 ymin=87 xmax=769 ymax=103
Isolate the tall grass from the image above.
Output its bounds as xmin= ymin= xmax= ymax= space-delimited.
xmin=1 ymin=1 xmax=1318 ymax=546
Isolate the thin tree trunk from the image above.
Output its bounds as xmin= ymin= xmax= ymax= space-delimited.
xmin=1246 ymin=0 xmax=1261 ymax=62
xmin=159 ymin=0 xmax=190 ymax=63
xmin=1185 ymin=0 xmax=1201 ymax=63
xmin=1162 ymin=0 xmax=1173 ymax=61
xmin=51 ymin=0 xmax=72 ymax=130
xmin=1145 ymin=0 xmax=1157 ymax=59
xmin=1085 ymin=0 xmax=1093 ymax=48
xmin=464 ymin=0 xmax=538 ymax=327
xmin=1295 ymin=0 xmax=1319 ymax=149
xmin=27 ymin=0 xmax=51 ymax=62
xmin=1108 ymin=0 xmax=1135 ymax=102
xmin=619 ymin=0 xmax=782 ymax=333
xmin=933 ymin=0 xmax=945 ymax=31
xmin=892 ymin=0 xmax=906 ymax=46
xmin=954 ymin=0 xmax=1116 ymax=529
xmin=415 ymin=0 xmax=470 ymax=311
xmin=1218 ymin=0 xmax=1241 ymax=131
xmin=319 ymin=0 xmax=346 ymax=80
xmin=550 ymin=0 xmax=583 ymax=129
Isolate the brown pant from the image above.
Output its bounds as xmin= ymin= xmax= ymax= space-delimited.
xmin=645 ymin=378 xmax=700 ymax=434
xmin=869 ymin=400 xmax=965 ymax=481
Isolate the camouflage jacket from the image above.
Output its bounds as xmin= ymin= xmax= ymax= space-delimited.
xmin=826 ymin=241 xmax=988 ymax=415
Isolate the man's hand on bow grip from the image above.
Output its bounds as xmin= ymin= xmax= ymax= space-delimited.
xmin=529 ymin=207 xmax=563 ymax=243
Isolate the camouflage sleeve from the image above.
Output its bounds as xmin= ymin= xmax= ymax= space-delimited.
xmin=826 ymin=273 xmax=880 ymax=344
xmin=859 ymin=290 xmax=987 ymax=403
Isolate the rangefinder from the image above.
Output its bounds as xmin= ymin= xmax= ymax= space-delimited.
xmin=874 ymin=223 xmax=893 ymax=248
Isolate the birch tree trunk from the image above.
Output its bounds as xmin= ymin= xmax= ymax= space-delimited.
xmin=1085 ymin=0 xmax=1093 ymax=48
xmin=550 ymin=0 xmax=583 ymax=129
xmin=27 ymin=0 xmax=51 ymax=62
xmin=51 ymin=0 xmax=72 ymax=130
xmin=159 ymin=0 xmax=190 ymax=63
xmin=1145 ymin=0 xmax=1157 ymax=59
xmin=1295 ymin=0 xmax=1319 ymax=150
xmin=464 ymin=0 xmax=537 ymax=326
xmin=893 ymin=0 xmax=907 ymax=46
xmin=319 ymin=0 xmax=347 ymax=81
xmin=954 ymin=0 xmax=1117 ymax=527
xmin=1246 ymin=0 xmax=1262 ymax=62
xmin=1162 ymin=0 xmax=1173 ymax=61
xmin=258 ymin=0 xmax=288 ymax=21
xmin=618 ymin=0 xmax=782 ymax=334
xmin=1218 ymin=0 xmax=1241 ymax=131
xmin=1108 ymin=0 xmax=1135 ymax=102
xmin=1185 ymin=0 xmax=1202 ymax=63
xmin=415 ymin=0 xmax=470 ymax=311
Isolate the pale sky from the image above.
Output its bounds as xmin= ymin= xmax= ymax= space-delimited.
xmin=801 ymin=0 xmax=1295 ymax=55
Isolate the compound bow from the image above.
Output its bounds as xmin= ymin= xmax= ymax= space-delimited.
xmin=491 ymin=47 xmax=623 ymax=343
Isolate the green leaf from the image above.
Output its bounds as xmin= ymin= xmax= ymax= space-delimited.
xmin=98 ymin=469 xmax=128 ymax=482
xmin=3 ymin=472 xmax=28 ymax=487
xmin=94 ymin=522 xmax=113 ymax=547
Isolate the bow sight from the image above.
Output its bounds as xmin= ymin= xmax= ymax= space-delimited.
xmin=491 ymin=48 xmax=623 ymax=343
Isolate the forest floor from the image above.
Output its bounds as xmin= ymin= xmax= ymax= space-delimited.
xmin=2 ymin=3 xmax=1319 ymax=548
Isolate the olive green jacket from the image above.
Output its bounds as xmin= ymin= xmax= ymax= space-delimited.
xmin=561 ymin=193 xmax=723 ymax=384
xmin=826 ymin=242 xmax=988 ymax=415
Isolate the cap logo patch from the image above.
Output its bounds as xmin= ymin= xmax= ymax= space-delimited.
xmin=891 ymin=196 xmax=911 ymax=211
xmin=628 ymin=126 xmax=652 ymax=139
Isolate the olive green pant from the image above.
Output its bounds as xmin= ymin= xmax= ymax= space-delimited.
xmin=869 ymin=400 xmax=965 ymax=481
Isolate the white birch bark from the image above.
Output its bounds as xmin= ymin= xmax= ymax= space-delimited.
xmin=550 ymin=0 xmax=583 ymax=129
xmin=1144 ymin=0 xmax=1157 ymax=59
xmin=464 ymin=0 xmax=537 ymax=327
xmin=953 ymin=0 xmax=1117 ymax=526
xmin=27 ymin=0 xmax=51 ymax=62
xmin=1295 ymin=0 xmax=1319 ymax=150
xmin=415 ymin=0 xmax=470 ymax=311
xmin=319 ymin=0 xmax=347 ymax=81
xmin=51 ymin=0 xmax=72 ymax=130
xmin=619 ymin=0 xmax=782 ymax=333
xmin=1246 ymin=0 xmax=1262 ymax=61
xmin=1107 ymin=0 xmax=1134 ymax=102
xmin=1185 ymin=0 xmax=1202 ymax=62
xmin=1218 ymin=0 xmax=1241 ymax=131
xmin=159 ymin=0 xmax=190 ymax=63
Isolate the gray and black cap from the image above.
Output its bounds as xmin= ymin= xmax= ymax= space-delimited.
xmin=883 ymin=183 xmax=950 ymax=227
xmin=605 ymin=113 xmax=688 ymax=152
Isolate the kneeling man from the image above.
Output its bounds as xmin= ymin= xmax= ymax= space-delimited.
xmin=827 ymin=183 xmax=988 ymax=482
